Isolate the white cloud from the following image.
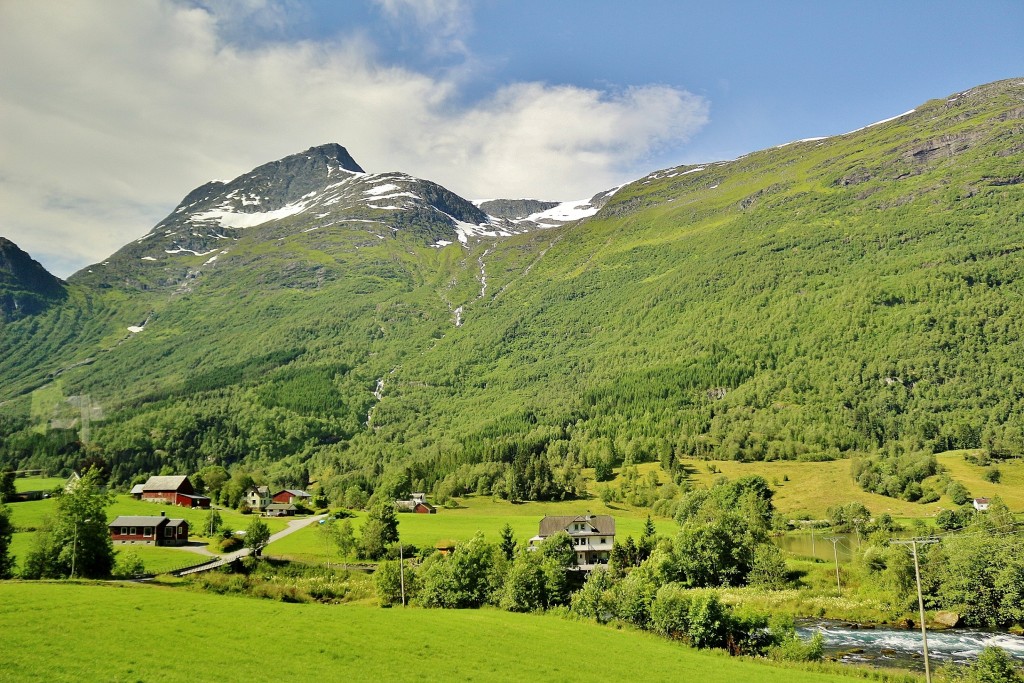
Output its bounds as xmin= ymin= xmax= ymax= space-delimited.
xmin=0 ymin=0 xmax=708 ymax=277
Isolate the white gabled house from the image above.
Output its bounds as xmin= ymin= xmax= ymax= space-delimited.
xmin=529 ymin=514 xmax=615 ymax=570
xmin=973 ymin=497 xmax=991 ymax=511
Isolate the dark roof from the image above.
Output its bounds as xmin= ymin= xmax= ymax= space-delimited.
xmin=109 ymin=515 xmax=171 ymax=528
xmin=266 ymin=503 xmax=297 ymax=511
xmin=178 ymin=493 xmax=210 ymax=500
xmin=537 ymin=515 xmax=615 ymax=537
xmin=142 ymin=476 xmax=190 ymax=492
xmin=166 ymin=519 xmax=188 ymax=528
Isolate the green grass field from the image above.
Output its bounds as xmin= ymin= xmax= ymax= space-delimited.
xmin=4 ymin=494 xmax=300 ymax=573
xmin=13 ymin=476 xmax=65 ymax=493
xmin=0 ymin=582 xmax=897 ymax=682
xmin=267 ymin=495 xmax=678 ymax=563
xmin=6 ymin=494 xmax=291 ymax=536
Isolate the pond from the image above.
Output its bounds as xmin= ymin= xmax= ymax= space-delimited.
xmin=773 ymin=532 xmax=860 ymax=563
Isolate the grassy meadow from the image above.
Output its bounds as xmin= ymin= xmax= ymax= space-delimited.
xmin=0 ymin=581 xmax=905 ymax=683
xmin=267 ymin=494 xmax=677 ymax=563
xmin=13 ymin=476 xmax=65 ymax=492
xmin=679 ymin=450 xmax=1024 ymax=519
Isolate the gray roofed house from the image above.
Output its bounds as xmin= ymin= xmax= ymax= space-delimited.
xmin=530 ymin=514 xmax=615 ymax=570
xmin=136 ymin=475 xmax=209 ymax=508
xmin=109 ymin=513 xmax=190 ymax=546
xmin=142 ymin=475 xmax=192 ymax=492
xmin=265 ymin=503 xmax=298 ymax=517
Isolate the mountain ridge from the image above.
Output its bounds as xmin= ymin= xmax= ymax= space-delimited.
xmin=2 ymin=77 xmax=1023 ymax=503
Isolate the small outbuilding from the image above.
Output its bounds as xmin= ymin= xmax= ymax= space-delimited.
xmin=973 ymin=497 xmax=991 ymax=511
xmin=265 ymin=503 xmax=298 ymax=517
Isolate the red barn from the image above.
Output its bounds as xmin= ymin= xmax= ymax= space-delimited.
xmin=271 ymin=489 xmax=312 ymax=505
xmin=109 ymin=513 xmax=189 ymax=546
xmin=139 ymin=475 xmax=210 ymax=508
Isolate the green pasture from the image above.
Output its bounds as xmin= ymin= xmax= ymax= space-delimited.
xmin=683 ymin=457 xmax=930 ymax=520
xmin=6 ymin=494 xmax=293 ymax=536
xmin=267 ymin=496 xmax=677 ymax=563
xmin=0 ymin=582 xmax=890 ymax=683
xmin=679 ymin=451 xmax=1024 ymax=520
xmin=13 ymin=476 xmax=65 ymax=493
xmin=4 ymin=494 xmax=301 ymax=573
xmin=934 ymin=451 xmax=1024 ymax=510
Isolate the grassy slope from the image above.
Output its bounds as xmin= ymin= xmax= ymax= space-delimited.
xmin=681 ymin=451 xmax=1024 ymax=518
xmin=0 ymin=582 xmax=883 ymax=683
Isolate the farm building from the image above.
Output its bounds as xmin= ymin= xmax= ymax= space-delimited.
xmin=265 ymin=503 xmax=298 ymax=517
xmin=529 ymin=515 xmax=615 ymax=570
xmin=137 ymin=475 xmax=210 ymax=508
xmin=396 ymin=492 xmax=436 ymax=514
xmin=109 ymin=513 xmax=189 ymax=546
xmin=271 ymin=489 xmax=312 ymax=505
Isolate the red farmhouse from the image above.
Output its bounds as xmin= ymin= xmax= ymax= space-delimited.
xmin=109 ymin=513 xmax=189 ymax=546
xmin=139 ymin=475 xmax=210 ymax=508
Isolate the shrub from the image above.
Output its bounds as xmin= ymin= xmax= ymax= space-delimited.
xmin=769 ymin=631 xmax=825 ymax=662
xmin=650 ymin=583 xmax=693 ymax=640
xmin=219 ymin=536 xmax=243 ymax=553
xmin=942 ymin=645 xmax=1024 ymax=683
xmin=686 ymin=592 xmax=731 ymax=649
xmin=112 ymin=550 xmax=146 ymax=578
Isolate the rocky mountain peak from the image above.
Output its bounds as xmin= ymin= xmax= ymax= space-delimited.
xmin=0 ymin=237 xmax=66 ymax=320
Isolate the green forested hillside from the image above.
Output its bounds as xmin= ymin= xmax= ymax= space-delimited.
xmin=2 ymin=78 xmax=1023 ymax=506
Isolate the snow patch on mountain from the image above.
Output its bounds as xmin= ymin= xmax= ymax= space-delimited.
xmin=190 ymin=201 xmax=308 ymax=228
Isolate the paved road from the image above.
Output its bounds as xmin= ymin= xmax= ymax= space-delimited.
xmin=176 ymin=513 xmax=327 ymax=576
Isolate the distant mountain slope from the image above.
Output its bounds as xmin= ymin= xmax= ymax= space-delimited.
xmin=2 ymin=78 xmax=1024 ymax=500
xmin=0 ymin=237 xmax=66 ymax=321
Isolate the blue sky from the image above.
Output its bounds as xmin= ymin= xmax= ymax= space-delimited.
xmin=1 ymin=0 xmax=1022 ymax=276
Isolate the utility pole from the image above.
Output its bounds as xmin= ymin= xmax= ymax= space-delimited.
xmin=399 ymin=543 xmax=406 ymax=607
xmin=824 ymin=537 xmax=842 ymax=596
xmin=892 ymin=538 xmax=939 ymax=683
xmin=71 ymin=521 xmax=79 ymax=579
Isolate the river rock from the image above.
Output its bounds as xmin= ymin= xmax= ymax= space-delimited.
xmin=933 ymin=611 xmax=961 ymax=628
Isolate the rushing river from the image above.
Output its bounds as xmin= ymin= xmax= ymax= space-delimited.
xmin=796 ymin=620 xmax=1024 ymax=671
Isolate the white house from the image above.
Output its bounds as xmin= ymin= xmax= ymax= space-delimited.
xmin=529 ymin=514 xmax=615 ymax=570
xmin=973 ymin=497 xmax=990 ymax=511
xmin=245 ymin=485 xmax=271 ymax=511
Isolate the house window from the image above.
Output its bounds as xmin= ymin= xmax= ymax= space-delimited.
xmin=601 ymin=538 xmax=606 ymax=544
xmin=120 ymin=527 xmax=127 ymax=535
xmin=130 ymin=527 xmax=136 ymax=535
xmin=165 ymin=527 xmax=174 ymax=537
xmin=143 ymin=527 xmax=153 ymax=537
